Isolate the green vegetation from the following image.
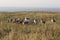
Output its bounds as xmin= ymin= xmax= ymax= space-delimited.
xmin=0 ymin=11 xmax=60 ymax=40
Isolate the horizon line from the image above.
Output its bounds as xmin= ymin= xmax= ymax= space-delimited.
xmin=0 ymin=7 xmax=60 ymax=12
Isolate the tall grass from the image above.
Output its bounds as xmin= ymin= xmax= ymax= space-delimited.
xmin=0 ymin=11 xmax=60 ymax=40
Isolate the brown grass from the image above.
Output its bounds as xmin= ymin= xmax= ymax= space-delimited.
xmin=0 ymin=11 xmax=60 ymax=40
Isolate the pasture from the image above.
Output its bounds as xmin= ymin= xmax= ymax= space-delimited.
xmin=0 ymin=11 xmax=60 ymax=40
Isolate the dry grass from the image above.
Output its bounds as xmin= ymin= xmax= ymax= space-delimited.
xmin=0 ymin=11 xmax=60 ymax=40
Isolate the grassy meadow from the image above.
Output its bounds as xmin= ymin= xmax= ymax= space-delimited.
xmin=0 ymin=11 xmax=60 ymax=40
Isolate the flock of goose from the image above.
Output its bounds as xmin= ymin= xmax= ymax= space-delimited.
xmin=8 ymin=17 xmax=56 ymax=24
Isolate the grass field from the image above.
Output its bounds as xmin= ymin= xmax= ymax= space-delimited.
xmin=0 ymin=11 xmax=60 ymax=40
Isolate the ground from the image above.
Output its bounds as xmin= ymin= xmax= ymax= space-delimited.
xmin=0 ymin=11 xmax=60 ymax=40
